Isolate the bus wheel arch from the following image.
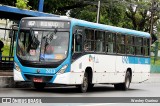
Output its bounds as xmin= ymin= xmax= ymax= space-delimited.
xmin=114 ymin=68 xmax=132 ymax=90
xmin=126 ymin=68 xmax=132 ymax=83
xmin=85 ymin=67 xmax=94 ymax=90
xmin=77 ymin=67 xmax=93 ymax=93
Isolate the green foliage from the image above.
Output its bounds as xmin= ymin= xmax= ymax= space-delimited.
xmin=1 ymin=0 xmax=160 ymax=35
xmin=16 ymin=0 xmax=31 ymax=10
xmin=0 ymin=0 xmax=16 ymax=6
xmin=70 ymin=5 xmax=97 ymax=22
xmin=151 ymin=57 xmax=160 ymax=66
xmin=2 ymin=44 xmax=10 ymax=56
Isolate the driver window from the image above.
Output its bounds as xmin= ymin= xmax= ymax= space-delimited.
xmin=75 ymin=33 xmax=82 ymax=52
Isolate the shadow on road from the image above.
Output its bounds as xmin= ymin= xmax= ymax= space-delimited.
xmin=17 ymin=85 xmax=140 ymax=94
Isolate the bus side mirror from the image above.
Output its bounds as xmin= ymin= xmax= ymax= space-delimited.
xmin=75 ymin=33 xmax=82 ymax=45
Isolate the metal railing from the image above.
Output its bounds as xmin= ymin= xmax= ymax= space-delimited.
xmin=0 ymin=56 xmax=14 ymax=70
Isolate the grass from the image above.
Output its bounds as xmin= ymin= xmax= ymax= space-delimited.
xmin=2 ymin=44 xmax=10 ymax=56
xmin=1 ymin=44 xmax=14 ymax=61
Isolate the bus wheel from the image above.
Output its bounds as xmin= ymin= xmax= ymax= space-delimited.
xmin=34 ymin=83 xmax=46 ymax=90
xmin=122 ymin=71 xmax=131 ymax=90
xmin=77 ymin=72 xmax=88 ymax=93
xmin=114 ymin=71 xmax=131 ymax=90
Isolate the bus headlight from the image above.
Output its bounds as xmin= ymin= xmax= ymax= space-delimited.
xmin=57 ymin=64 xmax=68 ymax=74
xmin=14 ymin=62 xmax=21 ymax=72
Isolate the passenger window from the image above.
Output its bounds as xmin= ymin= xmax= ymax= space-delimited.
xmin=126 ymin=36 xmax=134 ymax=55
xmin=84 ymin=29 xmax=95 ymax=51
xmin=116 ymin=34 xmax=125 ymax=54
xmin=135 ymin=37 xmax=143 ymax=55
xmin=143 ymin=38 xmax=150 ymax=56
xmin=95 ymin=31 xmax=105 ymax=52
xmin=106 ymin=32 xmax=116 ymax=53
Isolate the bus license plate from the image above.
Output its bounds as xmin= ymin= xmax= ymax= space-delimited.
xmin=33 ymin=78 xmax=43 ymax=83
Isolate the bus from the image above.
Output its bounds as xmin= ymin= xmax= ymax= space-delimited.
xmin=14 ymin=17 xmax=150 ymax=93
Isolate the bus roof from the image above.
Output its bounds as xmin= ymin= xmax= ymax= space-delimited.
xmin=22 ymin=17 xmax=150 ymax=38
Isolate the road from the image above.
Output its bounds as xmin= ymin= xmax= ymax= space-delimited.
xmin=0 ymin=82 xmax=160 ymax=106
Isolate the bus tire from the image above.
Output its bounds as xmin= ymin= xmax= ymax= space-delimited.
xmin=122 ymin=71 xmax=131 ymax=90
xmin=77 ymin=72 xmax=88 ymax=93
xmin=114 ymin=71 xmax=131 ymax=90
xmin=34 ymin=82 xmax=46 ymax=90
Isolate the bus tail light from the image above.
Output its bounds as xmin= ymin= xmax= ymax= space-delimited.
xmin=14 ymin=62 xmax=21 ymax=72
xmin=57 ymin=64 xmax=68 ymax=74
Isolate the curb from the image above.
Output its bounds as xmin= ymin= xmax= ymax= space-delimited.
xmin=0 ymin=76 xmax=33 ymax=88
xmin=0 ymin=76 xmax=15 ymax=88
xmin=146 ymin=73 xmax=160 ymax=83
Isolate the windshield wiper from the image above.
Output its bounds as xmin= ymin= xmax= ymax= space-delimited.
xmin=43 ymin=29 xmax=57 ymax=44
xmin=42 ymin=29 xmax=57 ymax=55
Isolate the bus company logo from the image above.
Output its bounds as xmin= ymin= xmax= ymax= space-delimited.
xmin=122 ymin=56 xmax=129 ymax=64
xmin=89 ymin=55 xmax=95 ymax=62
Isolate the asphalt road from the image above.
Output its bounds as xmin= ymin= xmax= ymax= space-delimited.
xmin=0 ymin=82 xmax=160 ymax=106
xmin=0 ymin=82 xmax=160 ymax=97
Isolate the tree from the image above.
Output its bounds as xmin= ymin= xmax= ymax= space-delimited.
xmin=15 ymin=0 xmax=31 ymax=10
xmin=0 ymin=0 xmax=16 ymax=6
xmin=1 ymin=0 xmax=160 ymax=35
xmin=125 ymin=0 xmax=160 ymax=33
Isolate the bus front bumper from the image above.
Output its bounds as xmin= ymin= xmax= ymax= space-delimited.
xmin=14 ymin=69 xmax=84 ymax=85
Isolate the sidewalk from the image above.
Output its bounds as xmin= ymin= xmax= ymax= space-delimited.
xmin=146 ymin=73 xmax=160 ymax=83
xmin=0 ymin=71 xmax=32 ymax=88
xmin=0 ymin=72 xmax=160 ymax=88
xmin=0 ymin=71 xmax=14 ymax=88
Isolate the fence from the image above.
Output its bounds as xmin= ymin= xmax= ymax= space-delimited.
xmin=151 ymin=65 xmax=160 ymax=73
xmin=0 ymin=56 xmax=14 ymax=70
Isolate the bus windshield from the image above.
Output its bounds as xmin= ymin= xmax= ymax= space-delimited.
xmin=17 ymin=29 xmax=69 ymax=62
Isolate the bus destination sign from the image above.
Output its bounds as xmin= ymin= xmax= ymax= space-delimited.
xmin=21 ymin=19 xmax=70 ymax=29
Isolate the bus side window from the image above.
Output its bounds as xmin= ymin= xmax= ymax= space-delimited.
xmin=75 ymin=39 xmax=82 ymax=52
xmin=126 ymin=36 xmax=134 ymax=55
xmin=107 ymin=32 xmax=116 ymax=53
xmin=95 ymin=31 xmax=105 ymax=52
xmin=116 ymin=33 xmax=125 ymax=54
xmin=143 ymin=38 xmax=150 ymax=56
xmin=84 ymin=29 xmax=94 ymax=52
xmin=135 ymin=37 xmax=143 ymax=55
xmin=74 ymin=33 xmax=82 ymax=52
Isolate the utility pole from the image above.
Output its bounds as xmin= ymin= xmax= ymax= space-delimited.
xmin=96 ymin=0 xmax=101 ymax=23
xmin=150 ymin=0 xmax=159 ymax=64
xmin=150 ymin=0 xmax=156 ymax=35
xmin=38 ymin=0 xmax=44 ymax=12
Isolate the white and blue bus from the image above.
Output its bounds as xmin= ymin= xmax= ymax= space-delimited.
xmin=14 ymin=17 xmax=150 ymax=93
